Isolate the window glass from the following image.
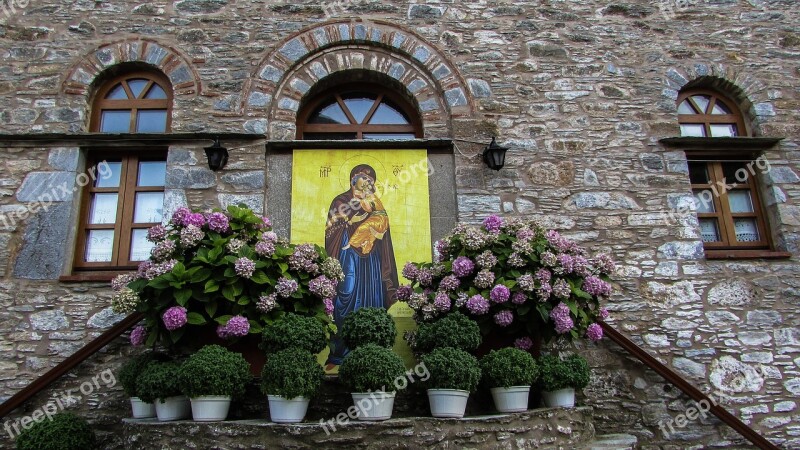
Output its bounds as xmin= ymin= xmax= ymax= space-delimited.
xmin=678 ymin=100 xmax=696 ymax=114
xmin=699 ymin=219 xmax=721 ymax=242
xmin=693 ymin=190 xmax=716 ymax=213
xmin=136 ymin=110 xmax=168 ymax=133
xmin=728 ymin=191 xmax=754 ymax=213
xmin=680 ymin=124 xmax=705 ymax=137
xmin=310 ymin=102 xmax=349 ymax=124
xmin=363 ymin=133 xmax=416 ymax=140
xmin=734 ymin=218 xmax=760 ymax=242
xmin=137 ymin=161 xmax=167 ymax=186
xmin=343 ymin=96 xmax=377 ymax=124
xmin=130 ymin=229 xmax=154 ymax=261
xmin=128 ymin=79 xmax=149 ymax=98
xmin=688 ymin=162 xmax=709 ymax=184
xmin=106 ymin=84 xmax=127 ymax=100
xmin=88 ymin=194 xmax=118 ymax=224
xmin=710 ymin=124 xmax=737 ymax=137
xmin=368 ymin=103 xmax=409 ymax=125
xmin=145 ymin=85 xmax=168 ymax=99
xmin=133 ymin=192 xmax=165 ymax=223
xmin=85 ymin=230 xmax=114 ymax=262
xmin=691 ymin=95 xmax=711 ymax=113
xmin=96 ymin=162 xmax=122 ymax=188
xmin=100 ymin=111 xmax=131 ymax=133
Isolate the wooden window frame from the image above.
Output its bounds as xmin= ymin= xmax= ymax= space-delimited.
xmin=677 ymin=89 xmax=747 ymax=138
xmin=296 ymin=83 xmax=423 ymax=140
xmin=74 ymin=150 xmax=167 ymax=270
xmin=91 ymin=71 xmax=173 ymax=133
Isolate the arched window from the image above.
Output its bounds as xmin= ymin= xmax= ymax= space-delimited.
xmin=75 ymin=71 xmax=172 ymax=270
xmin=91 ymin=71 xmax=172 ymax=133
xmin=677 ymin=90 xmax=746 ymax=138
xmin=297 ymin=84 xmax=422 ymax=140
xmin=676 ymin=88 xmax=773 ymax=253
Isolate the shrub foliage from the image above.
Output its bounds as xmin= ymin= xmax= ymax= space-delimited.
xmin=414 ymin=312 xmax=481 ymax=353
xmin=538 ymin=354 xmax=590 ymax=391
xmin=260 ymin=348 xmax=324 ymax=399
xmin=340 ymin=307 xmax=397 ymax=349
xmin=15 ymin=413 xmax=96 ymax=450
xmin=178 ymin=345 xmax=251 ymax=398
xmin=136 ymin=361 xmax=184 ymax=403
xmin=118 ymin=352 xmax=169 ymax=398
xmin=261 ymin=313 xmax=327 ymax=354
xmin=420 ymin=347 xmax=481 ymax=392
xmin=480 ymin=348 xmax=538 ymax=388
xmin=339 ymin=343 xmax=406 ymax=393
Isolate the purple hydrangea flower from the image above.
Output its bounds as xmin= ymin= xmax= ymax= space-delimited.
xmin=586 ymin=323 xmax=603 ymax=341
xmin=396 ymin=285 xmax=413 ymax=301
xmin=549 ymin=302 xmax=574 ymax=334
xmin=289 ymin=244 xmax=320 ymax=274
xmin=144 ymin=260 xmax=177 ymax=280
xmin=256 ymin=294 xmax=277 ymax=313
xmin=514 ymin=336 xmax=533 ymax=350
xmin=490 ymin=284 xmax=510 ymax=303
xmin=482 ymin=215 xmax=504 ymax=233
xmin=433 ymin=291 xmax=451 ymax=312
xmin=151 ymin=239 xmax=176 ymax=261
xmin=255 ymin=240 xmax=276 ymax=257
xmin=147 ymin=225 xmax=168 ymax=242
xmin=541 ymin=251 xmax=557 ymax=267
xmin=511 ymin=291 xmax=527 ymax=305
xmin=184 ymin=213 xmax=206 ymax=228
xmin=452 ymin=256 xmax=475 ymax=278
xmin=475 ymin=250 xmax=498 ymax=268
xmin=276 ymin=277 xmax=299 ymax=298
xmin=474 ymin=269 xmax=495 ymax=289
xmin=324 ymin=298 xmax=334 ymax=316
xmin=171 ymin=207 xmax=191 ymax=226
xmin=434 ymin=239 xmax=450 ymax=262
xmin=217 ymin=315 xmax=250 ymax=339
xmin=552 ymin=279 xmax=571 ymax=299
xmin=516 ymin=228 xmax=535 ymax=241
xmin=137 ymin=260 xmax=153 ymax=279
xmin=439 ymin=275 xmax=460 ymax=292
xmin=162 ymin=306 xmax=187 ymax=331
xmin=517 ymin=274 xmax=535 ymax=291
xmin=206 ymin=212 xmax=230 ymax=233
xmin=417 ymin=269 xmax=433 ymax=287
xmin=535 ymin=268 xmax=552 ymax=284
xmin=261 ymin=216 xmax=272 ymax=229
xmin=599 ymin=307 xmax=610 ymax=320
xmin=466 ymin=294 xmax=490 ymax=315
xmin=592 ymin=253 xmax=616 ymax=273
xmin=573 ymin=256 xmax=590 ymax=276
xmin=111 ymin=273 xmax=136 ymax=292
xmin=556 ymin=253 xmax=574 ymax=273
xmin=180 ymin=225 xmax=204 ymax=247
xmin=508 ymin=253 xmax=525 ymax=267
xmin=262 ymin=231 xmax=278 ymax=242
xmin=130 ymin=326 xmax=146 ymax=346
xmin=402 ymin=262 xmax=419 ymax=281
xmin=583 ymin=276 xmax=612 ymax=297
xmin=309 ymin=275 xmax=337 ymax=299
xmin=494 ymin=310 xmax=514 ymax=327
xmin=234 ymin=257 xmax=256 ymax=278
xmin=536 ymin=284 xmax=552 ymax=302
xmin=455 ymin=292 xmax=468 ymax=308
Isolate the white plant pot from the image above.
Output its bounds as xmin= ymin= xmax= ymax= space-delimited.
xmin=154 ymin=396 xmax=191 ymax=421
xmin=490 ymin=386 xmax=531 ymax=413
xmin=351 ymin=391 xmax=396 ymax=421
xmin=190 ymin=396 xmax=231 ymax=422
xmin=267 ymin=395 xmax=310 ymax=423
xmin=427 ymin=389 xmax=470 ymax=418
xmin=130 ymin=397 xmax=156 ymax=419
xmin=542 ymin=388 xmax=575 ymax=408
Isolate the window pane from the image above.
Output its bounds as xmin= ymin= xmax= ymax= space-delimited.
xmin=699 ymin=219 xmax=721 ymax=243
xmin=133 ymin=192 xmax=164 ymax=223
xmin=136 ymin=110 xmax=167 ymax=132
xmin=710 ymin=124 xmax=737 ymax=137
xmin=368 ymin=103 xmax=409 ymax=124
xmin=100 ymin=110 xmax=131 ymax=133
xmin=678 ymin=100 xmax=697 ymax=114
xmin=363 ymin=133 xmax=417 ymax=140
xmin=711 ymin=101 xmax=733 ymax=114
xmin=693 ymin=190 xmax=716 ymax=213
xmin=343 ymin=96 xmax=377 ymax=124
xmin=734 ymin=218 xmax=760 ymax=242
xmin=691 ymin=95 xmax=711 ymax=113
xmin=130 ymin=229 xmax=155 ymax=261
xmin=145 ymin=84 xmax=167 ymax=99
xmin=688 ymin=162 xmax=710 ymax=184
xmin=137 ymin=161 xmax=167 ymax=187
xmin=722 ymin=162 xmax=746 ymax=182
xmin=310 ymin=102 xmax=349 ymax=124
xmin=303 ymin=132 xmax=357 ymax=140
xmin=128 ymin=79 xmax=149 ymax=98
xmin=88 ymin=193 xmax=118 ymax=224
xmin=95 ymin=161 xmax=122 ymax=188
xmin=728 ymin=190 xmax=754 ymax=213
xmin=680 ymin=124 xmax=706 ymax=137
xmin=85 ymin=230 xmax=114 ymax=262
xmin=106 ymin=84 xmax=128 ymax=100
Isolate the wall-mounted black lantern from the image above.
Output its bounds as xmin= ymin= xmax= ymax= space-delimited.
xmin=482 ymin=137 xmax=508 ymax=171
xmin=204 ymin=137 xmax=229 ymax=171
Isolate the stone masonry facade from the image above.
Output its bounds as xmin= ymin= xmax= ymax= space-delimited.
xmin=1 ymin=0 xmax=799 ymax=448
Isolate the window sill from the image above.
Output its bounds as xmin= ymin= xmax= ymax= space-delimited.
xmin=59 ymin=271 xmax=133 ymax=282
xmin=704 ymin=250 xmax=792 ymax=260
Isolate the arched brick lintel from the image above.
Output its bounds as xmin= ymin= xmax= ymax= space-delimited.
xmin=660 ymin=64 xmax=775 ymax=135
xmin=61 ymin=38 xmax=201 ymax=98
xmin=245 ymin=19 xmax=475 ymax=139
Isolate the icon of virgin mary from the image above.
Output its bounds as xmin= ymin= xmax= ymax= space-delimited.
xmin=324 ymin=164 xmax=399 ymax=369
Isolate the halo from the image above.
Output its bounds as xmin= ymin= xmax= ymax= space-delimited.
xmin=337 ymin=152 xmax=387 ymax=192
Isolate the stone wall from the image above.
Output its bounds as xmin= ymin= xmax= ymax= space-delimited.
xmin=0 ymin=0 xmax=799 ymax=449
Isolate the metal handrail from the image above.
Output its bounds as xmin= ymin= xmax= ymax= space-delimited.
xmin=600 ymin=322 xmax=780 ymax=450
xmin=0 ymin=313 xmax=143 ymax=419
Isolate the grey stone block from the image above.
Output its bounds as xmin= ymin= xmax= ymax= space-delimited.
xmin=165 ymin=166 xmax=216 ymax=189
xmin=87 ymin=307 xmax=127 ymax=329
xmin=219 ymin=193 xmax=264 ymax=214
xmin=30 ymin=309 xmax=69 ymax=331
xmin=279 ymin=38 xmax=309 ymax=63
xmin=13 ymin=201 xmax=72 ymax=280
xmin=467 ymin=79 xmax=491 ymax=98
xmin=175 ymin=0 xmax=228 ymax=14
xmin=16 ymin=171 xmax=75 ymax=202
xmin=221 ymin=171 xmax=265 ymax=190
xmin=48 ymin=148 xmax=80 ymax=171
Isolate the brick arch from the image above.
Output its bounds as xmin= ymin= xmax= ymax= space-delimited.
xmin=661 ymin=64 xmax=774 ymax=135
xmin=62 ymin=38 xmax=201 ymax=98
xmin=245 ymin=19 xmax=475 ymax=139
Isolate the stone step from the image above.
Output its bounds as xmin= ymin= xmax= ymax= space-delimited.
xmin=582 ymin=433 xmax=638 ymax=450
xmin=123 ymin=406 xmax=596 ymax=449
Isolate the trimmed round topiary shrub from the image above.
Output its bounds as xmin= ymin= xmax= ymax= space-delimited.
xmin=261 ymin=348 xmax=324 ymax=399
xmin=414 ymin=312 xmax=481 ymax=353
xmin=480 ymin=347 xmax=538 ymax=388
xmin=178 ymin=345 xmax=251 ymax=398
xmin=119 ymin=352 xmax=170 ymax=398
xmin=538 ymin=354 xmax=590 ymax=392
xmin=261 ymin=313 xmax=328 ymax=354
xmin=136 ymin=360 xmax=184 ymax=403
xmin=420 ymin=347 xmax=481 ymax=392
xmin=15 ymin=412 xmax=96 ymax=450
xmin=339 ymin=343 xmax=406 ymax=393
xmin=341 ymin=307 xmax=396 ymax=349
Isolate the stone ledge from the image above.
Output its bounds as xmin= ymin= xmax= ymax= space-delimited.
xmin=123 ymin=406 xmax=595 ymax=449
